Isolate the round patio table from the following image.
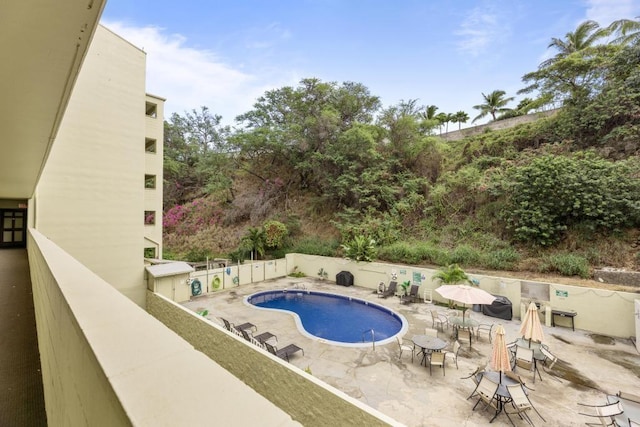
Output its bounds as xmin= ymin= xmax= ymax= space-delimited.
xmin=449 ymin=316 xmax=478 ymax=347
xmin=412 ymin=335 xmax=447 ymax=366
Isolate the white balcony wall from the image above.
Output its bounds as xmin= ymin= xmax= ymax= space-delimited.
xmin=28 ymin=229 xmax=297 ymax=426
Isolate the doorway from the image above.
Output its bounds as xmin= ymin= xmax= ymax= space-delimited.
xmin=0 ymin=209 xmax=27 ymax=248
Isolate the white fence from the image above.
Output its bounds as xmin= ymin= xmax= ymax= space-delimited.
xmin=190 ymin=258 xmax=288 ymax=294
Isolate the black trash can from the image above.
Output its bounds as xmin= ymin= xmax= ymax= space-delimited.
xmin=482 ymin=295 xmax=512 ymax=320
xmin=336 ymin=271 xmax=354 ymax=287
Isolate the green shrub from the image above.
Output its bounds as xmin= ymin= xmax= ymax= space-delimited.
xmin=483 ymin=248 xmax=521 ymax=270
xmin=341 ymin=235 xmax=377 ymax=262
xmin=500 ymin=154 xmax=640 ymax=246
xmin=263 ymin=220 xmax=288 ymax=248
xmin=540 ymin=254 xmax=590 ymax=278
xmin=184 ymin=247 xmax=213 ymax=262
xmin=449 ymin=244 xmax=482 ymax=266
xmin=290 ymin=238 xmax=339 ymax=257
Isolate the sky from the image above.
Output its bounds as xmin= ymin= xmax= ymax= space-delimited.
xmin=101 ymin=0 xmax=640 ymax=128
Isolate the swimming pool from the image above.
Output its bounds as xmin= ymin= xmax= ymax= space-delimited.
xmin=246 ymin=290 xmax=408 ymax=347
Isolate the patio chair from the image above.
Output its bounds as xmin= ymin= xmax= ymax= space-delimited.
xmin=396 ymin=336 xmax=415 ymax=362
xmin=472 ymin=374 xmax=500 ymax=421
xmin=424 ymin=328 xmax=439 ymax=337
xmin=578 ymin=400 xmax=624 ymax=427
xmin=462 ymin=365 xmax=486 ymax=400
xmin=539 ymin=345 xmax=558 ymax=370
xmin=514 ymin=346 xmax=542 ymax=383
xmin=617 ymin=391 xmax=640 ymax=404
xmin=431 ymin=310 xmax=449 ymax=331
xmin=444 ymin=339 xmax=461 ymax=369
xmin=629 ymin=419 xmax=640 ymax=427
xmin=475 ymin=323 xmax=494 ymax=343
xmin=505 ymin=382 xmax=546 ymax=424
xmin=380 ymin=281 xmax=398 ymax=298
xmin=376 ymin=281 xmax=386 ymax=298
xmin=264 ymin=341 xmax=304 ymax=362
xmin=428 ymin=351 xmax=445 ymax=376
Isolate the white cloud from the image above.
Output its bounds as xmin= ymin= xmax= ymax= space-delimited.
xmin=455 ymin=7 xmax=502 ymax=56
xmin=101 ymin=21 xmax=297 ymax=124
xmin=585 ymin=0 xmax=639 ymax=26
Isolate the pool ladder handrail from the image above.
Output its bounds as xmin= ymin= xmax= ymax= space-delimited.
xmin=362 ymin=329 xmax=375 ymax=351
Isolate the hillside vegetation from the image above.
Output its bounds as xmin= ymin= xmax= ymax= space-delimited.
xmin=162 ymin=20 xmax=640 ymax=281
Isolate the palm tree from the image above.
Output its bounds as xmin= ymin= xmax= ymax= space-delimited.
xmin=542 ymin=20 xmax=608 ymax=67
xmin=435 ymin=112 xmax=448 ymax=135
xmin=454 ymin=111 xmax=469 ymax=129
xmin=607 ymin=17 xmax=640 ymax=45
xmin=432 ymin=264 xmax=471 ymax=309
xmin=472 ymin=90 xmax=514 ymax=123
xmin=242 ymin=227 xmax=266 ymax=260
xmin=422 ymin=105 xmax=439 ymax=120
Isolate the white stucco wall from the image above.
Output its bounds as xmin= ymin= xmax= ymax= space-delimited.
xmin=35 ymin=25 xmax=148 ymax=306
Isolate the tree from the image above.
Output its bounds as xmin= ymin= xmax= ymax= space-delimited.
xmin=472 ymin=90 xmax=514 ymax=123
xmin=607 ymin=17 xmax=640 ymax=45
xmin=453 ymin=111 xmax=469 ymax=130
xmin=435 ymin=112 xmax=448 ymax=135
xmin=163 ymin=107 xmax=233 ymax=208
xmin=542 ymin=20 xmax=608 ymax=68
xmin=520 ymin=20 xmax=613 ymax=105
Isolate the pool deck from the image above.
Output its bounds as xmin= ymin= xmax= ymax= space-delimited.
xmin=183 ymin=277 xmax=640 ymax=427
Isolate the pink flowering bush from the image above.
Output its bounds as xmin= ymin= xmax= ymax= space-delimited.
xmin=163 ymin=197 xmax=222 ymax=237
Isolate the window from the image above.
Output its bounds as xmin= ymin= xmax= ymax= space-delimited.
xmin=144 ymin=247 xmax=156 ymax=258
xmin=144 ymin=211 xmax=155 ymax=225
xmin=145 ymin=102 xmax=157 ymax=118
xmin=145 ymin=138 xmax=157 ymax=153
xmin=145 ymin=174 xmax=156 ymax=189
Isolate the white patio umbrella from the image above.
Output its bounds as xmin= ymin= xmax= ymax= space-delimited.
xmin=434 ymin=285 xmax=496 ymax=322
xmin=490 ymin=324 xmax=512 ymax=382
xmin=519 ymin=301 xmax=545 ymax=347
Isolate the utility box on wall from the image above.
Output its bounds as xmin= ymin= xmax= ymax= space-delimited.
xmin=336 ymin=271 xmax=354 ymax=287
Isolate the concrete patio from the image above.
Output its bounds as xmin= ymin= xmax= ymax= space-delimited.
xmin=183 ymin=277 xmax=640 ymax=427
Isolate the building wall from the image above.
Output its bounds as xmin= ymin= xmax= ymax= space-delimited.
xmin=144 ymin=94 xmax=164 ymax=258
xmin=34 ymin=25 xmax=148 ymax=306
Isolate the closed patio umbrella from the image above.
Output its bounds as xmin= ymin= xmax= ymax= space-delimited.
xmin=434 ymin=285 xmax=496 ymax=322
xmin=490 ymin=324 xmax=511 ymax=381
xmin=519 ymin=301 xmax=545 ymax=347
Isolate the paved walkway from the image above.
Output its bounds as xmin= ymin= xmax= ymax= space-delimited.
xmin=184 ymin=277 xmax=640 ymax=427
xmin=0 ymin=249 xmax=47 ymax=426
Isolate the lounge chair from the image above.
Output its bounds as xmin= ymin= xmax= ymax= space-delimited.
xmin=264 ymin=341 xmax=304 ymax=362
xmin=578 ymin=400 xmax=624 ymax=427
xmin=220 ymin=317 xmax=256 ymax=333
xmin=399 ymin=284 xmax=419 ymax=303
xmin=240 ymin=328 xmax=277 ymax=347
xmin=380 ymin=281 xmax=398 ymax=298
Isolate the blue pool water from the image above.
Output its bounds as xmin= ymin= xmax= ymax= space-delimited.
xmin=246 ymin=290 xmax=407 ymax=346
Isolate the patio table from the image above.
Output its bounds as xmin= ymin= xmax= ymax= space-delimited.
xmin=412 ymin=335 xmax=447 ymax=366
xmin=449 ymin=316 xmax=478 ymax=347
